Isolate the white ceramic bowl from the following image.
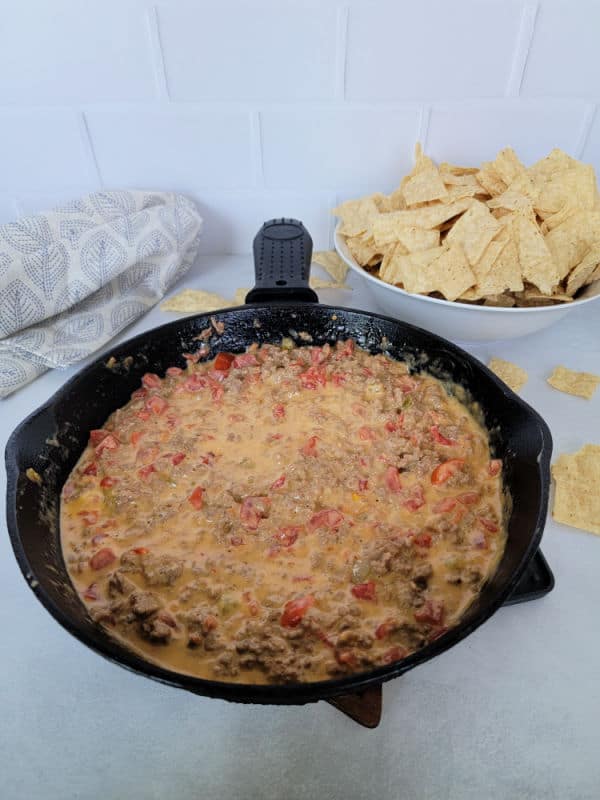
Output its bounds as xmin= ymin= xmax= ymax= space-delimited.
xmin=335 ymin=224 xmax=600 ymax=343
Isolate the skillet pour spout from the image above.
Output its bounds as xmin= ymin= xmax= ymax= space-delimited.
xmin=5 ymin=219 xmax=552 ymax=716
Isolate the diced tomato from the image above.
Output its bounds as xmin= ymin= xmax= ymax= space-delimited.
xmin=171 ymin=452 xmax=186 ymax=466
xmin=397 ymin=376 xmax=418 ymax=393
xmin=133 ymin=547 xmax=149 ymax=555
xmin=309 ymin=508 xmax=344 ymax=531
xmin=271 ymin=403 xmax=286 ymax=421
xmin=430 ymin=425 xmax=457 ymax=446
xmin=230 ymin=536 xmax=245 ymax=546
xmin=183 ymin=352 xmax=200 ymax=364
xmin=382 ymin=646 xmax=407 ymax=665
xmin=89 ymin=548 xmax=116 ymax=571
xmin=130 ymin=431 xmax=143 ymax=446
xmin=201 ymin=452 xmax=216 ymax=466
xmin=203 ymin=614 xmax=219 ymax=630
xmin=338 ymin=339 xmax=355 ymax=358
xmin=183 ymin=374 xmax=208 ymax=392
xmin=142 ymin=373 xmax=161 ymax=389
xmin=83 ymin=583 xmax=98 ymax=601
xmin=299 ymin=366 xmax=327 ymax=389
xmin=214 ymin=352 xmax=235 ymax=371
xmin=331 ymin=372 xmax=348 ymax=386
xmin=136 ymin=410 xmax=151 ymax=421
xmin=358 ymin=478 xmax=369 ymax=491
xmin=375 ymin=620 xmax=395 ymax=640
xmin=78 ymin=510 xmax=99 ymax=526
xmin=131 ymin=388 xmax=147 ymax=401
xmin=166 ymin=366 xmax=183 ymax=377
xmin=83 ymin=462 xmax=97 ymax=476
xmin=138 ymin=464 xmax=156 ymax=481
xmin=275 ymin=526 xmax=301 ymax=547
xmin=413 ymin=532 xmax=432 ymax=548
xmin=300 ymin=436 xmax=319 ymax=457
xmin=146 ymin=395 xmax=168 ymax=415
xmin=478 ymin=517 xmax=499 ymax=533
xmin=311 ymin=346 xmax=329 ymax=365
xmin=188 ymin=486 xmax=204 ymax=510
xmin=100 ymin=476 xmax=118 ymax=488
xmin=457 ymin=491 xmax=479 ymax=505
xmin=431 ymin=459 xmax=465 ymax=485
xmin=414 ymin=599 xmax=445 ymax=625
xmin=90 ymin=429 xmax=110 ymax=446
xmin=351 ymin=581 xmax=376 ymax=601
xmin=335 ymin=649 xmax=357 ymax=667
xmin=384 ymin=466 xmax=402 ymax=492
xmin=270 ymin=474 xmax=286 ymax=490
xmin=385 ymin=420 xmax=398 ymax=433
xmin=280 ymin=595 xmax=314 ymax=627
xmin=208 ymin=379 xmax=224 ymax=402
xmin=403 ymin=485 xmax=425 ymax=512
xmin=240 ymin=496 xmax=271 ymax=529
xmin=488 ymin=459 xmax=502 ymax=477
xmin=95 ymin=434 xmax=119 ymax=457
xmin=434 ymin=497 xmax=457 ymax=514
xmin=233 ymin=353 xmax=259 ymax=368
xmin=358 ymin=426 xmax=376 ymax=441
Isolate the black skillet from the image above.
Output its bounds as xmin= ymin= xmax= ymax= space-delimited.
xmin=5 ymin=219 xmax=552 ymax=725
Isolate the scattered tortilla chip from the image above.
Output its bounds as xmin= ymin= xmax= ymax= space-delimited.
xmin=547 ymin=366 xmax=600 ymax=399
xmin=488 ymin=358 xmax=528 ymax=392
xmin=552 ymin=445 xmax=600 ymax=535
xmin=310 ymin=277 xmax=351 ymax=290
xmin=312 ymin=250 xmax=349 ymax=282
xmin=161 ymin=289 xmax=230 ymax=313
xmin=445 ymin=200 xmax=501 ymax=266
xmin=233 ymin=287 xmax=249 ymax=305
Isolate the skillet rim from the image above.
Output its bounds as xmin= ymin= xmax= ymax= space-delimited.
xmin=5 ymin=302 xmax=552 ymax=704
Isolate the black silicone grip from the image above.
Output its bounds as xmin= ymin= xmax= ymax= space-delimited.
xmin=245 ymin=218 xmax=318 ymax=304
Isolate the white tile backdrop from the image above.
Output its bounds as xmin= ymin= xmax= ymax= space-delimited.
xmin=0 ymin=0 xmax=598 ymax=253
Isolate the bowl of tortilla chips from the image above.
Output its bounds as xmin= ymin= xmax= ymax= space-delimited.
xmin=334 ymin=145 xmax=600 ymax=342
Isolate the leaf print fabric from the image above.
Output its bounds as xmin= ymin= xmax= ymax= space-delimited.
xmin=0 ymin=190 xmax=202 ymax=397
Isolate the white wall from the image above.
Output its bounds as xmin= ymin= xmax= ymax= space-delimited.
xmin=0 ymin=0 xmax=598 ymax=253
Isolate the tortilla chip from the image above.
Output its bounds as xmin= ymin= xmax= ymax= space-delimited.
xmin=161 ymin=289 xmax=230 ymax=313
xmin=539 ymin=204 xmax=577 ymax=235
xmin=346 ymin=233 xmax=382 ymax=267
xmin=429 ymin=244 xmax=476 ymax=300
xmin=535 ymin=164 xmax=597 ymax=219
xmin=438 ymin=162 xmax=479 ymax=177
xmin=547 ymin=366 xmax=600 ymax=399
xmin=544 ymin=213 xmax=593 ymax=280
xmin=379 ymin=246 xmax=442 ymax=287
xmin=476 ymin=163 xmax=507 ymax=197
xmin=395 ymin=227 xmax=440 ymax=253
xmin=552 ymin=445 xmax=600 ymax=535
xmin=513 ymin=213 xmax=559 ymax=294
xmin=528 ymin=148 xmax=578 ymax=183
xmin=488 ymin=358 xmax=528 ymax=392
xmin=491 ymin=147 xmax=526 ymax=186
xmin=402 ymin=165 xmax=449 ymax=206
xmin=391 ymin=244 xmax=475 ymax=301
xmin=312 ymin=250 xmax=349 ymax=282
xmin=332 ymin=196 xmax=380 ymax=237
xmin=445 ymin=200 xmax=501 ymax=266
xmin=372 ymin=199 xmax=474 ymax=236
xmin=565 ymin=243 xmax=600 ymax=295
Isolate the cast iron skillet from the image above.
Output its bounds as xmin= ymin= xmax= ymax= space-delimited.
xmin=5 ymin=219 xmax=552 ymax=709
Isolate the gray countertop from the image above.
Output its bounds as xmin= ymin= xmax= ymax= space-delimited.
xmin=1 ymin=255 xmax=599 ymax=800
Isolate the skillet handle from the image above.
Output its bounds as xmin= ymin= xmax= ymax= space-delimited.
xmin=245 ymin=218 xmax=318 ymax=304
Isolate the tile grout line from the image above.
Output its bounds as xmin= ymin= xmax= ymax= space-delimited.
xmin=250 ymin=111 xmax=265 ymax=190
xmin=505 ymin=1 xmax=539 ymax=96
xmin=417 ymin=105 xmax=431 ymax=150
xmin=335 ymin=5 xmax=349 ymax=100
xmin=78 ymin=111 xmax=104 ymax=187
xmin=574 ymin=104 xmax=597 ymax=158
xmin=147 ymin=6 xmax=171 ymax=101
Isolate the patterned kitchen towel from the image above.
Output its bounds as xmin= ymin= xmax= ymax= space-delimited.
xmin=0 ymin=190 xmax=203 ymax=397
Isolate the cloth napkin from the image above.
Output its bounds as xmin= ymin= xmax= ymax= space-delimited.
xmin=0 ymin=190 xmax=203 ymax=398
